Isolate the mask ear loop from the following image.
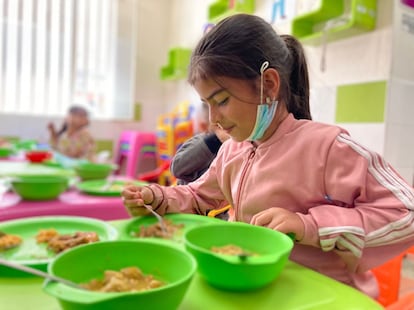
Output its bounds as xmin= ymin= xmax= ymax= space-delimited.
xmin=260 ymin=61 xmax=269 ymax=105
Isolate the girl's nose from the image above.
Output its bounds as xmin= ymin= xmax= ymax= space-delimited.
xmin=209 ymin=105 xmax=220 ymax=124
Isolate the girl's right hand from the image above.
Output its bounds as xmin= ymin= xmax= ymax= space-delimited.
xmin=121 ymin=185 xmax=154 ymax=217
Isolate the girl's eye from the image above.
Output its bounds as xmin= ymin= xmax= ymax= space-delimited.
xmin=217 ymin=97 xmax=229 ymax=106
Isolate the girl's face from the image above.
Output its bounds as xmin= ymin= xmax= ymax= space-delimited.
xmin=66 ymin=112 xmax=88 ymax=129
xmin=194 ymin=77 xmax=259 ymax=142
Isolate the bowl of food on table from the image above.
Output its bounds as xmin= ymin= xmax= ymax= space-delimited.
xmin=74 ymin=162 xmax=117 ymax=181
xmin=10 ymin=175 xmax=69 ymax=200
xmin=184 ymin=221 xmax=294 ymax=291
xmin=76 ymin=179 xmax=147 ymax=197
xmin=43 ymin=240 xmax=197 ymax=310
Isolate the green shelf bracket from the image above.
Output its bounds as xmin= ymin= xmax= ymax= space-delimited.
xmin=292 ymin=0 xmax=377 ymax=46
xmin=208 ymin=0 xmax=255 ymax=24
xmin=160 ymin=47 xmax=192 ymax=81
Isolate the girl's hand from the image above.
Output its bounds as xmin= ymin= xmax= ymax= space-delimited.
xmin=121 ymin=185 xmax=154 ymax=217
xmin=250 ymin=207 xmax=304 ymax=241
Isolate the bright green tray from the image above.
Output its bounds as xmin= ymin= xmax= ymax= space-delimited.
xmin=76 ymin=179 xmax=147 ymax=197
xmin=0 ymin=162 xmax=75 ymax=177
xmin=0 ymin=216 xmax=118 ymax=276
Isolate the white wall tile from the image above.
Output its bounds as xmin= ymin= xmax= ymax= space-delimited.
xmin=309 ymin=86 xmax=336 ymax=124
xmin=338 ymin=123 xmax=385 ymax=156
xmin=384 ymin=123 xmax=414 ymax=168
xmin=386 ymin=78 xmax=414 ymax=125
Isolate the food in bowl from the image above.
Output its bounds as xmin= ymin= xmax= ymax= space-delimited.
xmin=184 ymin=222 xmax=294 ymax=291
xmin=36 ymin=228 xmax=59 ymax=243
xmin=211 ymin=244 xmax=257 ymax=257
xmin=36 ymin=229 xmax=99 ymax=253
xmin=81 ymin=266 xmax=165 ymax=292
xmin=0 ymin=231 xmax=22 ymax=251
xmin=44 ymin=240 xmax=197 ymax=310
xmin=133 ymin=219 xmax=184 ymax=239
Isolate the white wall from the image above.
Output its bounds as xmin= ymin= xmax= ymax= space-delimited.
xmin=384 ymin=1 xmax=414 ymax=183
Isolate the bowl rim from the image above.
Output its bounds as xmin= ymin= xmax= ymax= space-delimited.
xmin=184 ymin=222 xmax=294 ymax=265
xmin=11 ymin=175 xmax=70 ymax=183
xmin=75 ymin=163 xmax=118 ymax=170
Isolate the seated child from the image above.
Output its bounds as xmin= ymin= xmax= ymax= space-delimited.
xmin=48 ymin=105 xmax=96 ymax=161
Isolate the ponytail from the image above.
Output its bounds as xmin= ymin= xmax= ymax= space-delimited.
xmin=281 ymin=35 xmax=311 ymax=120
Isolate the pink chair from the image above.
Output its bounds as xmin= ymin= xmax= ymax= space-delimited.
xmin=114 ymin=131 xmax=157 ymax=178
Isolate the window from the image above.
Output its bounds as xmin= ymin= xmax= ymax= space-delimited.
xmin=0 ymin=0 xmax=137 ymax=119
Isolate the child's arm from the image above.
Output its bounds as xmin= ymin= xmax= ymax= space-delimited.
xmin=171 ymin=133 xmax=222 ymax=183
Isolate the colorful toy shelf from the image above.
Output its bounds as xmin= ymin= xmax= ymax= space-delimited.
xmin=208 ymin=0 xmax=255 ymax=23
xmin=160 ymin=48 xmax=192 ymax=81
xmin=292 ymin=0 xmax=377 ymax=46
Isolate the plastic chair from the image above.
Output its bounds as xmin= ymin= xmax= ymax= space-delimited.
xmin=137 ymin=107 xmax=194 ymax=186
xmin=371 ymin=253 xmax=405 ymax=307
xmin=136 ymin=116 xmax=175 ymax=185
xmin=386 ymin=292 xmax=414 ymax=310
xmin=114 ymin=131 xmax=157 ymax=178
xmin=137 ymin=160 xmax=173 ymax=186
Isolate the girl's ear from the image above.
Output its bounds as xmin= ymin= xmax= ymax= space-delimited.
xmin=263 ymin=68 xmax=280 ymax=99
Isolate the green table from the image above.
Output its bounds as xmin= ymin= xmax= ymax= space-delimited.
xmin=0 ymin=220 xmax=383 ymax=310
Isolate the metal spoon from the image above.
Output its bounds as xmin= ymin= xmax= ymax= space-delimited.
xmin=0 ymin=258 xmax=85 ymax=290
xmin=142 ymin=204 xmax=168 ymax=235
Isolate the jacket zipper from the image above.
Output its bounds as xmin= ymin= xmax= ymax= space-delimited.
xmin=234 ymin=145 xmax=256 ymax=220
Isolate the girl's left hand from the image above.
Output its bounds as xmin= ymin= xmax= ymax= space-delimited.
xmin=250 ymin=207 xmax=304 ymax=241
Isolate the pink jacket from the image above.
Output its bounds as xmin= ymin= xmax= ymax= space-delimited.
xmin=149 ymin=113 xmax=414 ymax=297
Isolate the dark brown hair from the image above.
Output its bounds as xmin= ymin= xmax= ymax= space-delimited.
xmin=188 ymin=14 xmax=311 ymax=120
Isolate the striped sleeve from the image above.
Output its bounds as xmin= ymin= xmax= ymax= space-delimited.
xmin=300 ymin=133 xmax=414 ymax=269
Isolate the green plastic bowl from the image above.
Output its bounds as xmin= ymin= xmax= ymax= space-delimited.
xmin=184 ymin=222 xmax=294 ymax=291
xmin=74 ymin=163 xmax=116 ymax=180
xmin=11 ymin=175 xmax=69 ymax=200
xmin=44 ymin=240 xmax=197 ymax=310
xmin=0 ymin=147 xmax=14 ymax=158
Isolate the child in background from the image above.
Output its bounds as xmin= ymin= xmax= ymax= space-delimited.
xmin=122 ymin=14 xmax=414 ymax=299
xmin=48 ymin=105 xmax=96 ymax=161
xmin=171 ymin=103 xmax=229 ymax=185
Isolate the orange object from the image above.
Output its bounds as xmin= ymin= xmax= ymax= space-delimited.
xmin=406 ymin=245 xmax=414 ymax=255
xmin=387 ymin=292 xmax=414 ymax=310
xmin=207 ymin=205 xmax=232 ymax=218
xmin=371 ymin=253 xmax=405 ymax=307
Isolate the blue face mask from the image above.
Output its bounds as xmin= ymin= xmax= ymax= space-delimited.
xmin=246 ymin=99 xmax=278 ymax=141
xmin=246 ymin=61 xmax=278 ymax=141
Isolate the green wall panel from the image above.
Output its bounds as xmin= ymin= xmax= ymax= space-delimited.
xmin=336 ymin=81 xmax=386 ymax=123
